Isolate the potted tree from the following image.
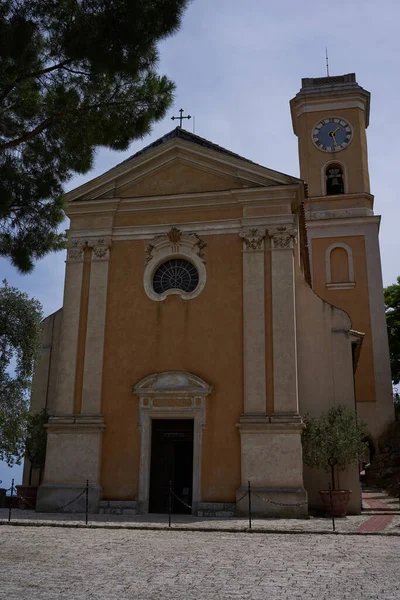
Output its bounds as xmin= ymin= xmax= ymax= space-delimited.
xmin=16 ymin=408 xmax=49 ymax=509
xmin=302 ymin=405 xmax=367 ymax=517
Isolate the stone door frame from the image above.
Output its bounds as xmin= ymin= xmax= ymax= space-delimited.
xmin=133 ymin=371 xmax=213 ymax=514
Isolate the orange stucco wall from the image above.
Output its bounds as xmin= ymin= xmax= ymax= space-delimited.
xmin=311 ymin=235 xmax=376 ymax=402
xmin=100 ymin=234 xmax=244 ymax=501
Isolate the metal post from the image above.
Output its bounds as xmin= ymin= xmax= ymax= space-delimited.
xmin=328 ymin=481 xmax=335 ymax=532
xmin=8 ymin=478 xmax=14 ymax=522
xmin=168 ymin=481 xmax=172 ymax=528
xmin=85 ymin=480 xmax=89 ymax=525
xmin=248 ymin=480 xmax=252 ymax=530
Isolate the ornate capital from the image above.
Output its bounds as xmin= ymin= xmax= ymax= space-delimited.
xmin=240 ymin=228 xmax=265 ymax=251
xmin=67 ymin=237 xmax=112 ymax=262
xmin=66 ymin=238 xmax=87 ymax=262
xmin=267 ymin=227 xmax=297 ymax=250
xmin=92 ymin=237 xmax=111 ymax=261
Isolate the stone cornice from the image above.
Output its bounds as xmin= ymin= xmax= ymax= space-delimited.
xmin=290 ymin=84 xmax=370 ymax=133
xmin=46 ymin=414 xmax=106 ymax=433
xmin=306 ymin=192 xmax=374 ymax=204
xmin=65 ymin=184 xmax=303 ymax=219
xmin=68 ymin=216 xmax=296 ymax=242
xmin=306 ymin=215 xmax=381 ymax=229
xmin=236 ymin=422 xmax=305 ymax=433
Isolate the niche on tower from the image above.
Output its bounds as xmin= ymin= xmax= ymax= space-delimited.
xmin=325 ymin=162 xmax=345 ymax=196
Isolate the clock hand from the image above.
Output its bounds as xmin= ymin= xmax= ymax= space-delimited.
xmin=329 ymin=126 xmax=341 ymax=140
xmin=328 ymin=130 xmax=337 ymax=145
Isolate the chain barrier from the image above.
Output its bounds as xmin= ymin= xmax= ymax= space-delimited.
xmin=15 ymin=488 xmax=87 ymax=512
xmin=171 ymin=490 xmax=193 ymax=511
xmin=235 ymin=490 xmax=249 ymax=505
xmin=250 ymin=491 xmax=308 ymax=507
xmin=167 ymin=481 xmax=311 ymax=530
xmin=3 ymin=479 xmax=334 ymax=533
xmin=4 ymin=480 xmax=90 ymax=524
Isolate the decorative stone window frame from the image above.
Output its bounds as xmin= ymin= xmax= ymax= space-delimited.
xmin=133 ymin=371 xmax=213 ymax=514
xmin=321 ymin=159 xmax=349 ymax=196
xmin=325 ymin=242 xmax=355 ymax=289
xmin=143 ymin=228 xmax=207 ymax=301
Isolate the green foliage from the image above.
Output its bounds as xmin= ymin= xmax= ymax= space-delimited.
xmin=394 ymin=391 xmax=400 ymax=422
xmin=302 ymin=405 xmax=368 ymax=490
xmin=0 ymin=280 xmax=43 ymax=465
xmin=25 ymin=408 xmax=49 ymax=485
xmin=0 ymin=0 xmax=189 ymax=271
xmin=384 ymin=276 xmax=400 ymax=385
xmin=0 ymin=373 xmax=29 ymax=466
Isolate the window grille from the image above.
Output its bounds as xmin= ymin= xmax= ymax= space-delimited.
xmin=153 ymin=259 xmax=199 ymax=294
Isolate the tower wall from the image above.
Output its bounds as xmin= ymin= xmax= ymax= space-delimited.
xmin=291 ymin=74 xmax=394 ymax=443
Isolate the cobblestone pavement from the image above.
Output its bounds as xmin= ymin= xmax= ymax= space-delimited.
xmin=1 ymin=527 xmax=399 ymax=599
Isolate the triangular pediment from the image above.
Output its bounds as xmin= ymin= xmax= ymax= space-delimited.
xmin=119 ymin=156 xmax=253 ymax=197
xmin=133 ymin=371 xmax=213 ymax=396
xmin=65 ymin=128 xmax=301 ymax=203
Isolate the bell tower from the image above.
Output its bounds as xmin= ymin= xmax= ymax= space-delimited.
xmin=291 ymin=73 xmax=371 ymax=199
xmin=290 ymin=74 xmax=394 ymax=442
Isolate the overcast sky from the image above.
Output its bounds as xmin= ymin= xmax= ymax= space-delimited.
xmin=1 ymin=0 xmax=399 ymax=489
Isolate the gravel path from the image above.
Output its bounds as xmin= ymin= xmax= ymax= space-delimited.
xmin=1 ymin=526 xmax=399 ymax=599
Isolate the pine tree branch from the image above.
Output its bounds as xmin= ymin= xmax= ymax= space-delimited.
xmin=0 ymin=99 xmax=140 ymax=151
xmin=61 ymin=66 xmax=91 ymax=77
xmin=0 ymin=60 xmax=73 ymax=105
xmin=0 ymin=117 xmax=54 ymax=150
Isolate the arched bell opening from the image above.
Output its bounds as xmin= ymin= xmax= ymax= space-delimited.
xmin=326 ymin=163 xmax=345 ymax=195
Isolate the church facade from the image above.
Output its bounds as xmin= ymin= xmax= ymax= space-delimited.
xmin=28 ymin=74 xmax=394 ymax=516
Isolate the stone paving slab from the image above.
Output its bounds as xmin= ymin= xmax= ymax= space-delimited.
xmin=0 ymin=527 xmax=399 ymax=599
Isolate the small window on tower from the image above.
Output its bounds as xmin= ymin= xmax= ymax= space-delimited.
xmin=326 ymin=164 xmax=344 ymax=195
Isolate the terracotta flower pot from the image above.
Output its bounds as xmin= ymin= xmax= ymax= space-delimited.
xmin=319 ymin=489 xmax=351 ymax=517
xmin=16 ymin=485 xmax=38 ymax=509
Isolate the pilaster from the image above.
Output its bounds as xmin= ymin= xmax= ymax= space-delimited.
xmin=268 ymin=226 xmax=301 ymax=423
xmin=240 ymin=228 xmax=266 ymax=415
xmin=55 ymin=239 xmax=86 ymax=415
xmin=81 ymin=238 xmax=111 ymax=415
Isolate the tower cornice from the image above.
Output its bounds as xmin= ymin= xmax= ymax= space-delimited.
xmin=290 ymin=73 xmax=370 ymax=133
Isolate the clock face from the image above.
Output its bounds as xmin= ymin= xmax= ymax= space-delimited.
xmin=312 ymin=117 xmax=352 ymax=152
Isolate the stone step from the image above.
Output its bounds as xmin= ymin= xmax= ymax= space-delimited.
xmin=99 ymin=500 xmax=137 ymax=515
xmin=197 ymin=502 xmax=236 ymax=517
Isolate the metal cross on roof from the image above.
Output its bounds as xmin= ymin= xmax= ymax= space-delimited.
xmin=171 ymin=108 xmax=191 ymax=128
